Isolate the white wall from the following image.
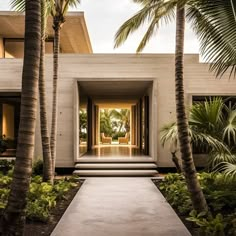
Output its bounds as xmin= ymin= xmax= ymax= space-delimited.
xmin=0 ymin=54 xmax=235 ymax=167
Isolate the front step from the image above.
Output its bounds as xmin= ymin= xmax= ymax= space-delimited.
xmin=77 ymin=157 xmax=155 ymax=163
xmin=73 ymin=162 xmax=158 ymax=177
xmin=73 ymin=169 xmax=158 ymax=177
xmin=75 ymin=163 xmax=157 ymax=169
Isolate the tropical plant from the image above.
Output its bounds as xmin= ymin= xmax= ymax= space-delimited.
xmin=100 ymin=109 xmax=114 ymax=137
xmin=114 ymin=0 xmax=207 ymax=212
xmin=1 ymin=0 xmax=41 ymax=234
xmin=161 ymin=97 xmax=236 ymax=170
xmin=111 ymin=109 xmax=130 ymax=132
xmin=0 ymin=170 xmax=78 ymax=223
xmin=79 ymin=109 xmax=87 ymax=140
xmin=158 ymin=172 xmax=236 ymax=235
xmin=11 ymin=0 xmax=53 ymax=183
xmin=49 ymin=0 xmax=80 ymax=173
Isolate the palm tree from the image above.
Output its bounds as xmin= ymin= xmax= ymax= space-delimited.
xmin=1 ymin=0 xmax=41 ymax=234
xmin=49 ymin=0 xmax=80 ymax=172
xmin=39 ymin=0 xmax=53 ymax=182
xmin=11 ymin=0 xmax=53 ymax=183
xmin=115 ymin=0 xmax=208 ymax=212
xmin=100 ymin=109 xmax=114 ymax=137
xmin=111 ymin=109 xmax=130 ymax=132
xmin=174 ymin=3 xmax=207 ymax=212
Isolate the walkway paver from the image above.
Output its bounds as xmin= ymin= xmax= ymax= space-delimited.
xmin=51 ymin=178 xmax=191 ymax=236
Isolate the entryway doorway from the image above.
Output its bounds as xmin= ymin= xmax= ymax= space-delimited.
xmin=75 ymin=79 xmax=156 ymax=161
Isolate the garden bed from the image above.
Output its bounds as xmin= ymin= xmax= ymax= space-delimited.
xmin=152 ymin=178 xmax=199 ymax=235
xmin=0 ymin=159 xmax=83 ymax=236
xmin=153 ymin=173 xmax=236 ymax=236
xmin=24 ymin=180 xmax=83 ymax=236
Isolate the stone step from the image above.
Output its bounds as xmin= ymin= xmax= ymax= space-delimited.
xmin=75 ymin=163 xmax=157 ymax=169
xmin=73 ymin=169 xmax=158 ymax=177
xmin=77 ymin=157 xmax=155 ymax=163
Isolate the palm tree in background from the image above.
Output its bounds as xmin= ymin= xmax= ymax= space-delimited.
xmin=49 ymin=0 xmax=80 ymax=172
xmin=11 ymin=0 xmax=53 ymax=183
xmin=114 ymin=0 xmax=208 ymax=212
xmin=1 ymin=0 xmax=41 ymax=234
xmin=111 ymin=109 xmax=130 ymax=132
xmin=100 ymin=109 xmax=114 ymax=137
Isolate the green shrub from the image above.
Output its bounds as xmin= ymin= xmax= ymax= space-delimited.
xmin=159 ymin=173 xmax=192 ymax=214
xmin=0 ymin=160 xmax=15 ymax=174
xmin=159 ymin=172 xmax=236 ymax=235
xmin=0 ymin=173 xmax=78 ymax=222
xmin=53 ymin=178 xmax=77 ymax=200
xmin=32 ymin=159 xmax=43 ymax=176
xmin=187 ymin=211 xmax=225 ymax=236
xmin=0 ymin=188 xmax=10 ymax=209
xmin=0 ymin=173 xmax=12 ymax=187
xmin=26 ymin=176 xmax=77 ymax=222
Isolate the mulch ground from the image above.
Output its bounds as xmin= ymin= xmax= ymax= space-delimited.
xmin=24 ymin=180 xmax=83 ymax=236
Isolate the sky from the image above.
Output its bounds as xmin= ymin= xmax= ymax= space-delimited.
xmin=0 ymin=0 xmax=200 ymax=54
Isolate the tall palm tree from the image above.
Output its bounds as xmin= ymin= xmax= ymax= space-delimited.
xmin=174 ymin=3 xmax=207 ymax=212
xmin=115 ymin=0 xmax=207 ymax=212
xmin=11 ymin=0 xmax=53 ymax=183
xmin=1 ymin=0 xmax=41 ymax=234
xmin=39 ymin=0 xmax=53 ymax=182
xmin=49 ymin=0 xmax=80 ymax=172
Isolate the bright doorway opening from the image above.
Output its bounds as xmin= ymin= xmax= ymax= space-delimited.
xmin=76 ymin=80 xmax=156 ymax=160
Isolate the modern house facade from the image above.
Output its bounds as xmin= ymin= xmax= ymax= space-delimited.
xmin=0 ymin=12 xmax=235 ymax=170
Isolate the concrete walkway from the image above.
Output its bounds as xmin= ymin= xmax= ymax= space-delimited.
xmin=51 ymin=178 xmax=191 ymax=236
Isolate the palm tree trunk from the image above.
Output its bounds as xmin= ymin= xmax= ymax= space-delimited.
xmin=1 ymin=0 xmax=41 ymax=234
xmin=171 ymin=151 xmax=182 ymax=173
xmin=39 ymin=0 xmax=53 ymax=183
xmin=175 ymin=4 xmax=208 ymax=212
xmin=50 ymin=19 xmax=60 ymax=172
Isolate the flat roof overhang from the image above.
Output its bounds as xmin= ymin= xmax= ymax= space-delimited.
xmin=78 ymin=80 xmax=153 ymax=107
xmin=0 ymin=11 xmax=93 ymax=54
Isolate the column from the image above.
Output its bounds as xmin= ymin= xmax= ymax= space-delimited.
xmin=87 ymin=97 xmax=92 ymax=151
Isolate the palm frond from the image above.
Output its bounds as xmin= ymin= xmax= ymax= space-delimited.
xmin=51 ymin=0 xmax=80 ymax=17
xmin=208 ymin=152 xmax=236 ymax=170
xmin=10 ymin=0 xmax=25 ymax=11
xmin=160 ymin=119 xmax=229 ymax=153
xmin=137 ymin=2 xmax=175 ymax=52
xmin=223 ymin=106 xmax=236 ymax=145
xmin=215 ymin=162 xmax=236 ymax=181
xmin=190 ymin=129 xmax=230 ymax=154
xmin=160 ymin=122 xmax=178 ymax=149
xmin=114 ymin=0 xmax=176 ymax=50
xmin=114 ymin=4 xmax=157 ymax=48
xmin=189 ymin=97 xmax=224 ymax=133
xmin=187 ymin=0 xmax=236 ymax=77
xmin=62 ymin=0 xmax=80 ymax=16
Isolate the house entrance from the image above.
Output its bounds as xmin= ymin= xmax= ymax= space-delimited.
xmin=75 ymin=80 xmax=155 ymax=160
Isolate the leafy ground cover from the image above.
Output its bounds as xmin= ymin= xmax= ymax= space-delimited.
xmin=153 ymin=173 xmax=236 ymax=236
xmin=0 ymin=160 xmax=82 ymax=235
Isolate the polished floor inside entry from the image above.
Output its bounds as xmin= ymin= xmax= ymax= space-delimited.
xmin=80 ymin=145 xmax=147 ymax=158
